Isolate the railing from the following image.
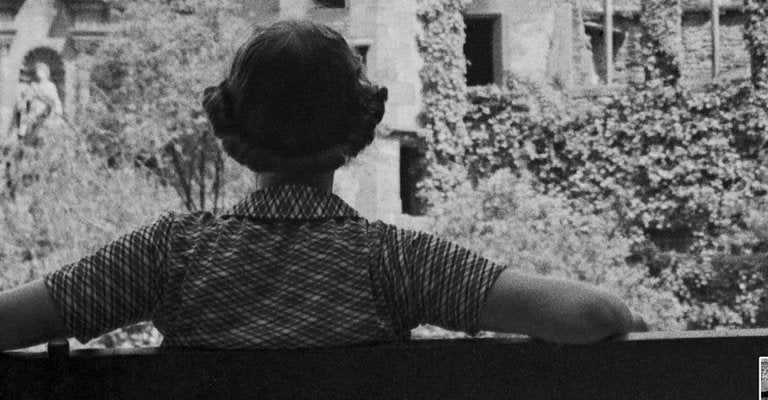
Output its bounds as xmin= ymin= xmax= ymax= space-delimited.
xmin=1 ymin=329 xmax=767 ymax=399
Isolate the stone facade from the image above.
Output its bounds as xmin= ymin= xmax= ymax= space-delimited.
xmin=0 ymin=0 xmax=109 ymax=143
xmin=581 ymin=0 xmax=753 ymax=86
xmin=245 ymin=0 xmax=424 ymax=222
xmin=0 ymin=0 xmax=756 ymax=222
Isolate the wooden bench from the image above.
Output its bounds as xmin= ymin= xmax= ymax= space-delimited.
xmin=1 ymin=329 xmax=767 ymax=399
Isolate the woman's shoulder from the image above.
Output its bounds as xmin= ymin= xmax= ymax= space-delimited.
xmin=367 ymin=216 xmax=433 ymax=238
xmin=153 ymin=210 xmax=216 ymax=239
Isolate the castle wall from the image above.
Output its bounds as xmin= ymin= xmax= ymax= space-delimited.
xmin=466 ymin=0 xmax=560 ymax=82
xmin=718 ymin=11 xmax=751 ymax=82
xmin=0 ymin=0 xmax=63 ymax=142
xmin=585 ymin=8 xmax=752 ymax=86
xmin=254 ymin=0 xmax=420 ymax=221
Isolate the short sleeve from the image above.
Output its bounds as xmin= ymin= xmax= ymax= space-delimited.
xmin=372 ymin=222 xmax=506 ymax=335
xmin=42 ymin=214 xmax=175 ymax=343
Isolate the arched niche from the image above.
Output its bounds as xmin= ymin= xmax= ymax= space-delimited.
xmin=21 ymin=47 xmax=65 ymax=104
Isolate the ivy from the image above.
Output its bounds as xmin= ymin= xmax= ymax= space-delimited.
xmin=464 ymin=76 xmax=768 ymax=252
xmin=744 ymin=0 xmax=768 ymax=89
xmin=639 ymin=0 xmax=683 ymax=85
xmin=416 ymin=0 xmax=473 ymax=197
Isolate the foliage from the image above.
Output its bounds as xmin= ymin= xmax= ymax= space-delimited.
xmin=639 ymin=0 xmax=683 ymax=85
xmin=422 ymin=169 xmax=768 ymax=332
xmin=0 ymin=120 xmax=182 ymax=348
xmin=744 ymin=0 xmax=768 ymax=88
xmin=677 ymin=253 xmax=768 ymax=328
xmin=80 ymin=0 xmax=251 ymax=213
xmin=416 ymin=0 xmax=473 ymax=199
xmin=425 ymin=169 xmax=689 ymax=331
xmin=0 ymin=0 xmax=264 ymax=350
xmin=463 ymin=74 xmax=571 ymax=183
xmin=464 ymin=76 xmax=768 ymax=252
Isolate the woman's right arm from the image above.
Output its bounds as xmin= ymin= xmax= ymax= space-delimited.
xmin=477 ymin=270 xmax=645 ymax=344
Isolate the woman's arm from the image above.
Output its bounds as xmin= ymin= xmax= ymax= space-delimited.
xmin=0 ymin=279 xmax=70 ymax=351
xmin=478 ymin=270 xmax=645 ymax=344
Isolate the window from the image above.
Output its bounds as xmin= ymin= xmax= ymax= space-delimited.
xmin=584 ymin=21 xmax=625 ymax=84
xmin=313 ymin=0 xmax=345 ymax=8
xmin=464 ymin=15 xmax=501 ymax=86
xmin=400 ymin=143 xmax=426 ymax=216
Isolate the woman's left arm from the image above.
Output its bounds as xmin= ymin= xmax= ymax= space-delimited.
xmin=0 ymin=279 xmax=70 ymax=351
xmin=0 ymin=213 xmax=176 ymax=352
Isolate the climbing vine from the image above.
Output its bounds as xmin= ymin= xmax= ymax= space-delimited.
xmin=744 ymin=0 xmax=768 ymax=89
xmin=639 ymin=0 xmax=683 ymax=85
xmin=416 ymin=0 xmax=473 ymax=196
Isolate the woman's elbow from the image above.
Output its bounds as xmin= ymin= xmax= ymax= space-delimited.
xmin=572 ymin=293 xmax=635 ymax=344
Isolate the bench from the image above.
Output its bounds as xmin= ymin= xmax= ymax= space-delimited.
xmin=1 ymin=329 xmax=767 ymax=399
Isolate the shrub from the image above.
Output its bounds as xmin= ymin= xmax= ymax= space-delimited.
xmin=464 ymin=76 xmax=768 ymax=252
xmin=424 ymin=169 xmax=689 ymax=331
xmin=0 ymin=120 xmax=185 ymax=348
xmin=416 ymin=0 xmax=473 ymax=198
xmin=80 ymin=0 xmax=251 ymax=214
xmin=639 ymin=0 xmax=683 ymax=85
xmin=744 ymin=0 xmax=768 ymax=88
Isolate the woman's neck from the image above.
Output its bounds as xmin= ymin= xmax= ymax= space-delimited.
xmin=254 ymin=171 xmax=335 ymax=192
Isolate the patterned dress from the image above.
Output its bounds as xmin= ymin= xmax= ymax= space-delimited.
xmin=44 ymin=185 xmax=505 ymax=348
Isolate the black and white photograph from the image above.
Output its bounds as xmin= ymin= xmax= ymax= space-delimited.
xmin=0 ymin=0 xmax=767 ymax=398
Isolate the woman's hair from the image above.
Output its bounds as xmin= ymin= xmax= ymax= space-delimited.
xmin=203 ymin=20 xmax=388 ymax=173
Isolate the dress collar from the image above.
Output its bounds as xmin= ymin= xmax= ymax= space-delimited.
xmin=223 ymin=184 xmax=360 ymax=220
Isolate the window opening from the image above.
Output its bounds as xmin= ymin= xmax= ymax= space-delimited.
xmin=584 ymin=21 xmax=625 ymax=84
xmin=313 ymin=0 xmax=345 ymax=8
xmin=400 ymin=144 xmax=426 ymax=216
xmin=464 ymin=16 xmax=500 ymax=86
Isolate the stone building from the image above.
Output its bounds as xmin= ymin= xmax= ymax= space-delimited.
xmin=248 ymin=0 xmax=424 ymax=222
xmin=0 ymin=0 xmax=755 ymax=221
xmin=0 ymin=0 xmax=109 ymax=141
xmin=249 ymin=0 xmax=590 ymax=221
xmin=579 ymin=0 xmax=752 ymax=86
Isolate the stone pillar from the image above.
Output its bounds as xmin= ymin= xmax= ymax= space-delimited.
xmin=547 ymin=3 xmax=574 ymax=89
xmin=334 ymin=0 xmax=421 ymax=221
xmin=63 ymin=57 xmax=77 ymax=118
xmin=77 ymin=63 xmax=91 ymax=110
xmin=366 ymin=0 xmax=421 ymax=132
xmin=279 ymin=0 xmax=308 ymax=19
xmin=334 ymin=136 xmax=401 ymax=222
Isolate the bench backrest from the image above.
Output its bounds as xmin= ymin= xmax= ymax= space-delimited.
xmin=2 ymin=329 xmax=767 ymax=399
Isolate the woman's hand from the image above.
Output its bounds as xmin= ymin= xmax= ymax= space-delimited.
xmin=631 ymin=312 xmax=649 ymax=332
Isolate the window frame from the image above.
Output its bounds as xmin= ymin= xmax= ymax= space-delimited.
xmin=463 ymin=13 xmax=503 ymax=86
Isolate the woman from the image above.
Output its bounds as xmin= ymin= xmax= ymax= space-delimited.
xmin=0 ymin=20 xmax=645 ymax=351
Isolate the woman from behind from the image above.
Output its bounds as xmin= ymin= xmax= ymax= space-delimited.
xmin=0 ymin=20 xmax=645 ymax=351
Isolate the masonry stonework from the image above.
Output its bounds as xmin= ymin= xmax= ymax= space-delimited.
xmin=0 ymin=0 xmax=757 ymax=222
xmin=719 ymin=11 xmax=751 ymax=82
xmin=0 ymin=0 xmax=108 ymax=143
xmin=583 ymin=0 xmax=752 ymax=86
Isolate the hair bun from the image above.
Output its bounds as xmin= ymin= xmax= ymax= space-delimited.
xmin=365 ymin=86 xmax=388 ymax=124
xmin=203 ymin=81 xmax=240 ymax=140
xmin=345 ymin=85 xmax=387 ymax=157
xmin=204 ymin=21 xmax=390 ymax=173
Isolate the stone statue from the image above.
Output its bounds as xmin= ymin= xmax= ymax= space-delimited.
xmin=15 ymin=62 xmax=63 ymax=139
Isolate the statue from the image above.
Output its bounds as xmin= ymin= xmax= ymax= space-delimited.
xmin=14 ymin=62 xmax=63 ymax=140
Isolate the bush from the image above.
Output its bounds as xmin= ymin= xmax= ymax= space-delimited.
xmin=424 ymin=169 xmax=689 ymax=331
xmin=0 ymin=120 xmax=182 ymax=348
xmin=80 ymin=0 xmax=251 ymax=214
xmin=464 ymin=76 xmax=768 ymax=252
